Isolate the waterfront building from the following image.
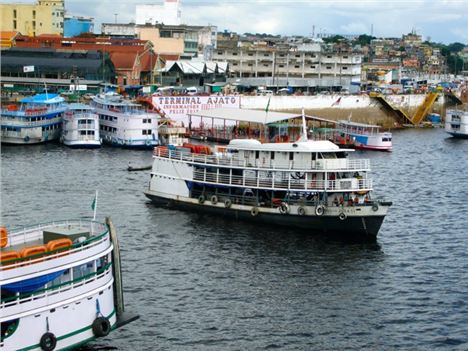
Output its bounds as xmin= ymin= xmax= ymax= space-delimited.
xmin=212 ymin=34 xmax=362 ymax=92
xmin=64 ymin=15 xmax=94 ymax=37
xmin=3 ymin=34 xmax=157 ymax=87
xmin=158 ymin=60 xmax=229 ymax=87
xmin=102 ymin=23 xmax=217 ymax=60
xmin=0 ymin=0 xmax=64 ymax=36
xmin=0 ymin=47 xmax=114 ymax=92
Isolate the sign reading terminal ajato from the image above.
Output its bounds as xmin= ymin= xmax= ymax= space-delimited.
xmin=152 ymin=95 xmax=241 ymax=123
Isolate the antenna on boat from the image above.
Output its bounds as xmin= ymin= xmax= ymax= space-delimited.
xmin=299 ymin=107 xmax=308 ymax=142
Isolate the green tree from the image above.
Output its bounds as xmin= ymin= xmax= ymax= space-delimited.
xmin=355 ymin=34 xmax=375 ymax=46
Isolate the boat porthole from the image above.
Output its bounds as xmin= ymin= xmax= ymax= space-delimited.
xmin=339 ymin=212 xmax=347 ymax=221
xmin=92 ymin=317 xmax=111 ymax=338
xmin=210 ymin=195 xmax=218 ymax=205
xmin=315 ymin=205 xmax=325 ymax=216
xmin=40 ymin=332 xmax=57 ymax=351
xmin=198 ymin=195 xmax=205 ymax=204
xmin=224 ymin=199 xmax=232 ymax=208
xmin=298 ymin=206 xmax=306 ymax=216
xmin=372 ymin=204 xmax=379 ymax=212
xmin=251 ymin=207 xmax=259 ymax=216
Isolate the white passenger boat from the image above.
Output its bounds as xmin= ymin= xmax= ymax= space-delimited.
xmin=91 ymin=93 xmax=159 ymax=149
xmin=145 ymin=124 xmax=392 ymax=239
xmin=1 ymin=93 xmax=67 ymax=144
xmin=337 ymin=120 xmax=392 ymax=151
xmin=62 ymin=103 xmax=101 ymax=148
xmin=0 ymin=218 xmax=137 ymax=350
xmin=445 ymin=109 xmax=468 ymax=138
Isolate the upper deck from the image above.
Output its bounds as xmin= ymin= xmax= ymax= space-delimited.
xmin=154 ymin=139 xmax=370 ymax=172
xmin=0 ymin=219 xmax=112 ymax=282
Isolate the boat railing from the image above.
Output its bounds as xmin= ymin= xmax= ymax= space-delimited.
xmin=0 ymin=261 xmax=113 ymax=309
xmin=1 ymin=220 xmax=110 ymax=271
xmin=1 ymin=115 xmax=62 ymax=126
xmin=154 ymin=147 xmax=370 ymax=171
xmin=193 ymin=169 xmax=372 ymax=192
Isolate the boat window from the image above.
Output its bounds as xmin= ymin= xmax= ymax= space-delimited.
xmin=271 ymin=151 xmax=275 ymax=160
xmin=289 ymin=152 xmax=294 ymax=161
xmin=255 ymin=151 xmax=259 ymax=159
xmin=311 ymin=153 xmax=316 ymax=161
xmin=382 ymin=137 xmax=392 ymax=142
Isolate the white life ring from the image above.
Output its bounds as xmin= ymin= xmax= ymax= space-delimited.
xmin=297 ymin=206 xmax=306 ymax=216
xmin=279 ymin=202 xmax=290 ymax=214
xmin=145 ymin=139 xmax=152 ymax=146
xmin=315 ymin=205 xmax=325 ymax=216
xmin=372 ymin=204 xmax=379 ymax=212
xmin=251 ymin=206 xmax=259 ymax=216
xmin=224 ymin=199 xmax=232 ymax=208
xmin=339 ymin=212 xmax=347 ymax=220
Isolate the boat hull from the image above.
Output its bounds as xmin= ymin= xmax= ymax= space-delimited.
xmin=446 ymin=131 xmax=468 ymax=139
xmin=144 ymin=191 xmax=386 ymax=240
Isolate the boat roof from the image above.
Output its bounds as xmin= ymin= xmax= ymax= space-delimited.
xmin=92 ymin=93 xmax=141 ymax=107
xmin=190 ymin=107 xmax=303 ymax=124
xmin=21 ymin=93 xmax=64 ymax=104
xmin=68 ymin=103 xmax=94 ymax=110
xmin=338 ymin=120 xmax=381 ymax=128
xmin=227 ymin=139 xmax=353 ymax=152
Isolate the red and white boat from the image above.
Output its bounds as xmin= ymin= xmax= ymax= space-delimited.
xmin=337 ymin=120 xmax=392 ymax=151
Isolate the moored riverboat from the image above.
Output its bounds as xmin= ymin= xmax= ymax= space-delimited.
xmin=1 ymin=93 xmax=67 ymax=145
xmin=445 ymin=109 xmax=468 ymax=138
xmin=91 ymin=93 xmax=159 ymax=149
xmin=145 ymin=132 xmax=392 ymax=239
xmin=337 ymin=120 xmax=392 ymax=151
xmin=62 ymin=103 xmax=101 ymax=148
xmin=0 ymin=218 xmax=138 ymax=350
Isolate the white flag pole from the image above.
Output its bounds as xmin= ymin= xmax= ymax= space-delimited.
xmin=93 ymin=190 xmax=98 ymax=221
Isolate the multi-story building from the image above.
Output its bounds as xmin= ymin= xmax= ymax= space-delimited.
xmin=64 ymin=15 xmax=94 ymax=37
xmin=0 ymin=0 xmax=64 ymax=36
xmin=102 ymin=23 xmax=217 ymax=60
xmin=212 ymin=34 xmax=362 ymax=90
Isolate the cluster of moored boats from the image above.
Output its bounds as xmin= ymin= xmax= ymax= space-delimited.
xmin=1 ymin=92 xmax=161 ymax=148
xmin=1 ymin=92 xmax=466 ymax=350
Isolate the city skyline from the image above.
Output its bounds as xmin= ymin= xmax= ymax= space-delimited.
xmin=1 ymin=0 xmax=467 ymax=44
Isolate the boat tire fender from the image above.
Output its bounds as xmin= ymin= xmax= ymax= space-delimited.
xmin=40 ymin=332 xmax=57 ymax=351
xmin=251 ymin=207 xmax=259 ymax=216
xmin=210 ymin=195 xmax=218 ymax=205
xmin=198 ymin=195 xmax=205 ymax=204
xmin=279 ymin=202 xmax=289 ymax=215
xmin=24 ymin=136 xmax=30 ymax=142
xmin=339 ymin=212 xmax=347 ymax=221
xmin=372 ymin=204 xmax=379 ymax=212
xmin=92 ymin=317 xmax=111 ymax=338
xmin=315 ymin=205 xmax=325 ymax=216
xmin=297 ymin=206 xmax=306 ymax=216
xmin=224 ymin=199 xmax=232 ymax=208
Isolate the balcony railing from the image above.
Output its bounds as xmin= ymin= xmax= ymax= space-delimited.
xmin=193 ymin=169 xmax=372 ymax=192
xmin=154 ymin=147 xmax=370 ymax=171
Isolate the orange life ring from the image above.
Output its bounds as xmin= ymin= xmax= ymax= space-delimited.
xmin=0 ymin=227 xmax=8 ymax=248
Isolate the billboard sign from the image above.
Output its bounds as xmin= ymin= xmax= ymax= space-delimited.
xmin=152 ymin=95 xmax=241 ymax=123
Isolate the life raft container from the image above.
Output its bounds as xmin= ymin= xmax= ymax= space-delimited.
xmin=0 ymin=227 xmax=8 ymax=248
xmin=46 ymin=238 xmax=73 ymax=252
